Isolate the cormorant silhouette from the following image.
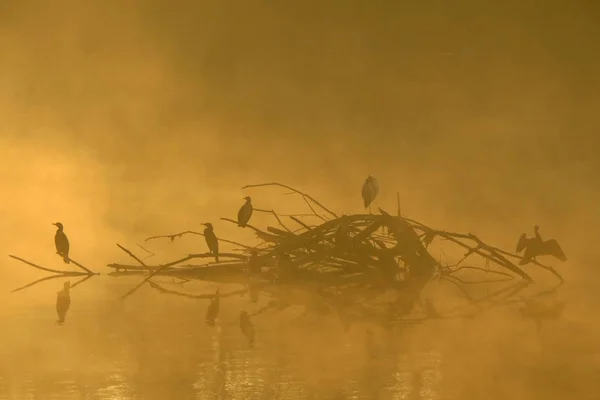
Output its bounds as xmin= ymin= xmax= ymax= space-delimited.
xmin=240 ymin=311 xmax=255 ymax=345
xmin=203 ymin=223 xmax=219 ymax=262
xmin=206 ymin=289 xmax=220 ymax=326
xmin=361 ymin=175 xmax=379 ymax=213
xmin=56 ymin=281 xmax=71 ymax=324
xmin=52 ymin=222 xmax=70 ymax=264
xmin=516 ymin=225 xmax=567 ymax=265
xmin=237 ymin=196 xmax=253 ymax=227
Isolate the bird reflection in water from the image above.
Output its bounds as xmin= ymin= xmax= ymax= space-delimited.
xmin=205 ymin=289 xmax=220 ymax=326
xmin=56 ymin=281 xmax=71 ymax=325
xmin=240 ymin=311 xmax=255 ymax=346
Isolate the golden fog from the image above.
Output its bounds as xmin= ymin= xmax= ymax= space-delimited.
xmin=0 ymin=1 xmax=599 ymax=398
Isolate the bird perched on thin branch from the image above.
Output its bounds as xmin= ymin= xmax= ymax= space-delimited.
xmin=56 ymin=281 xmax=71 ymax=325
xmin=516 ymin=225 xmax=567 ymax=265
xmin=203 ymin=223 xmax=219 ymax=262
xmin=240 ymin=311 xmax=255 ymax=345
xmin=361 ymin=175 xmax=379 ymax=213
xmin=237 ymin=196 xmax=253 ymax=227
xmin=206 ymin=289 xmax=220 ymax=326
xmin=52 ymin=222 xmax=70 ymax=264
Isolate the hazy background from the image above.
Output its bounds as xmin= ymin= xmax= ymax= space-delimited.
xmin=0 ymin=0 xmax=599 ymax=398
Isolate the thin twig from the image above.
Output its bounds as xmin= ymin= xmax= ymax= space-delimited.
xmin=136 ymin=243 xmax=155 ymax=259
xmin=116 ymin=244 xmax=150 ymax=270
xmin=254 ymin=208 xmax=293 ymax=232
xmin=243 ymin=183 xmax=337 ymax=219
xmin=67 ymin=258 xmax=96 ymax=275
xmin=145 ymin=230 xmax=253 ymax=250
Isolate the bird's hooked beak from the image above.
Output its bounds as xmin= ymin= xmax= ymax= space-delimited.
xmin=52 ymin=223 xmax=58 ymax=226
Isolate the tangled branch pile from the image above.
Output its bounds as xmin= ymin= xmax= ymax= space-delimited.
xmin=106 ymin=183 xmax=564 ymax=321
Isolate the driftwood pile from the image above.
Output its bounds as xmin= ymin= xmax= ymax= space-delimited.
xmin=103 ymin=183 xmax=565 ymax=324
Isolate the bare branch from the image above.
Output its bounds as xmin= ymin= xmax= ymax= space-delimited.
xmin=116 ymin=244 xmax=150 ymax=270
xmin=243 ymin=182 xmax=337 ymax=219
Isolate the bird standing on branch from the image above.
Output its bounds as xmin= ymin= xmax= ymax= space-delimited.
xmin=237 ymin=196 xmax=253 ymax=227
xmin=516 ymin=225 xmax=567 ymax=265
xmin=206 ymin=289 xmax=220 ymax=326
xmin=203 ymin=223 xmax=219 ymax=262
xmin=361 ymin=175 xmax=379 ymax=214
xmin=53 ymin=222 xmax=70 ymax=264
xmin=56 ymin=281 xmax=71 ymax=325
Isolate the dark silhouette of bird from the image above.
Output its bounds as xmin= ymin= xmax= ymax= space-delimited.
xmin=516 ymin=225 xmax=567 ymax=265
xmin=52 ymin=222 xmax=70 ymax=264
xmin=520 ymin=298 xmax=567 ymax=331
xmin=203 ymin=223 xmax=219 ymax=262
xmin=361 ymin=175 xmax=379 ymax=213
xmin=56 ymin=281 xmax=71 ymax=324
xmin=237 ymin=196 xmax=253 ymax=227
xmin=205 ymin=289 xmax=220 ymax=326
xmin=240 ymin=311 xmax=255 ymax=345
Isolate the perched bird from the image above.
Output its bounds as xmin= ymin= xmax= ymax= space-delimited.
xmin=56 ymin=281 xmax=71 ymax=324
xmin=206 ymin=289 xmax=220 ymax=326
xmin=52 ymin=222 xmax=70 ymax=264
xmin=240 ymin=311 xmax=255 ymax=345
xmin=361 ymin=175 xmax=379 ymax=213
xmin=203 ymin=223 xmax=219 ymax=262
xmin=237 ymin=196 xmax=253 ymax=227
xmin=516 ymin=225 xmax=567 ymax=265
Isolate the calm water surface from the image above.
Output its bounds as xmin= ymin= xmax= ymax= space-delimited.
xmin=0 ymin=275 xmax=598 ymax=400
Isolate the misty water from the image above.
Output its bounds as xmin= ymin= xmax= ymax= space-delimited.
xmin=2 ymin=1 xmax=600 ymax=398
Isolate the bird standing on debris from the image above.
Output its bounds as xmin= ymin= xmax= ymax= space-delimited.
xmin=240 ymin=311 xmax=255 ymax=345
xmin=56 ymin=281 xmax=71 ymax=324
xmin=516 ymin=225 xmax=567 ymax=265
xmin=361 ymin=175 xmax=379 ymax=213
xmin=53 ymin=222 xmax=70 ymax=264
xmin=203 ymin=223 xmax=219 ymax=262
xmin=206 ymin=289 xmax=220 ymax=326
xmin=237 ymin=196 xmax=253 ymax=227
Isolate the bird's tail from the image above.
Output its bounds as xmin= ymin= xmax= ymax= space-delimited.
xmin=238 ymin=222 xmax=246 ymax=228
xmin=63 ymin=255 xmax=70 ymax=264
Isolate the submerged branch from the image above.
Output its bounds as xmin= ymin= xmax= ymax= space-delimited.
xmin=8 ymin=255 xmax=91 ymax=276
